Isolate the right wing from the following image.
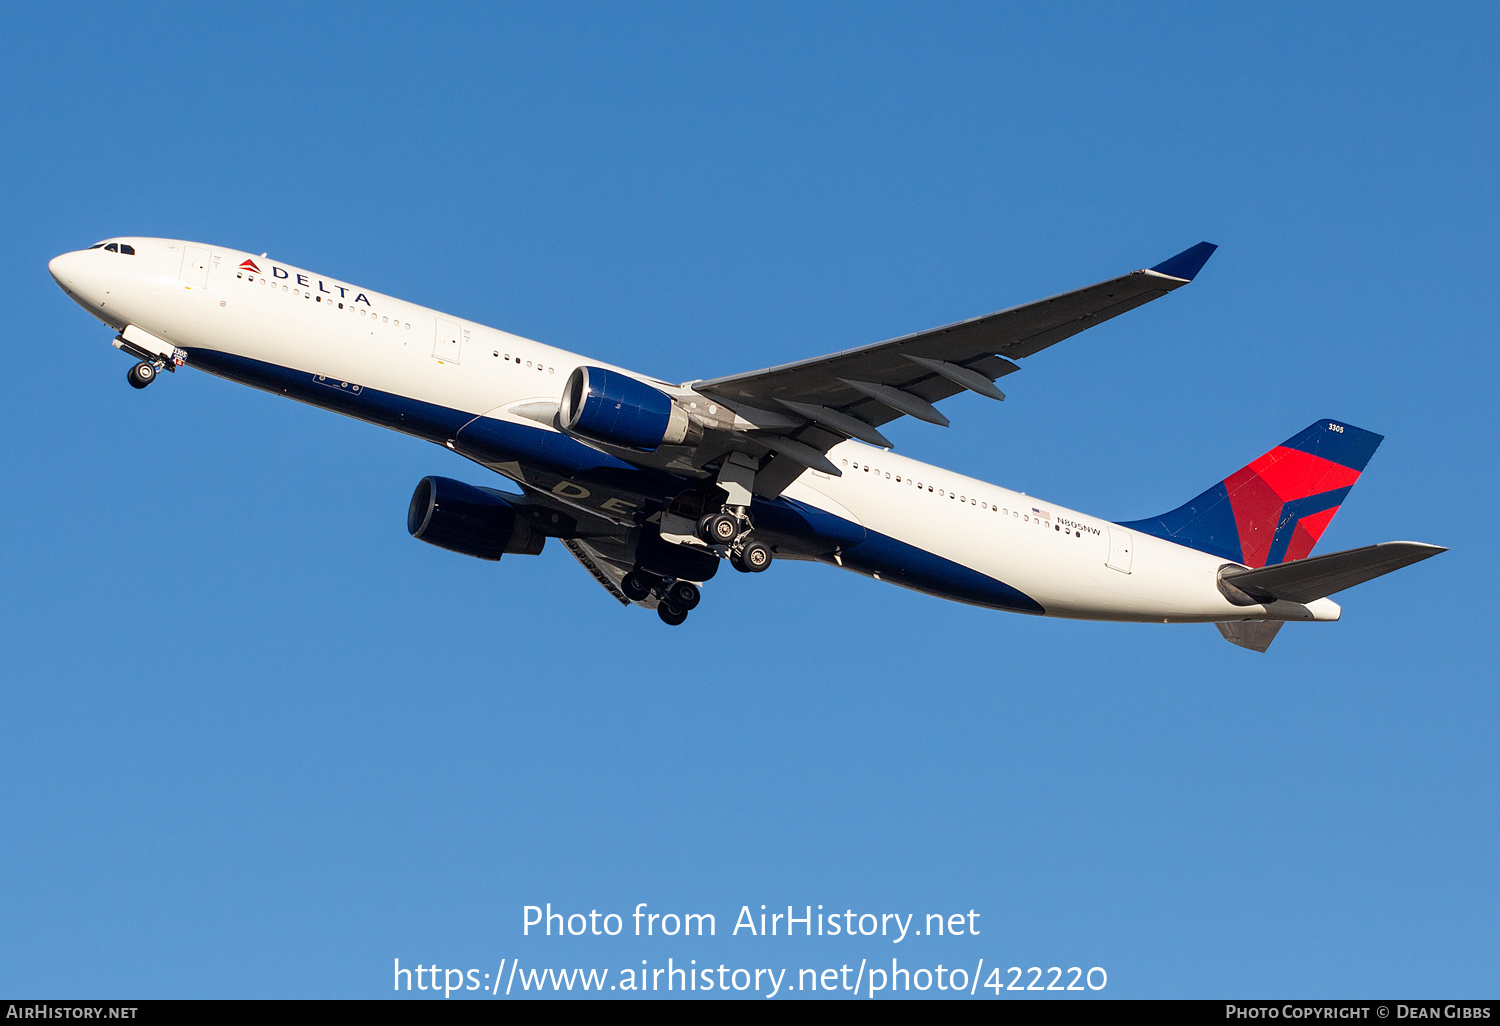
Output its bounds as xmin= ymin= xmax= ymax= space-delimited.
xmin=693 ymin=242 xmax=1218 ymax=439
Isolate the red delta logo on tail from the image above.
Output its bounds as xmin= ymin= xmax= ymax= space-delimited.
xmin=1122 ymin=420 xmax=1384 ymax=568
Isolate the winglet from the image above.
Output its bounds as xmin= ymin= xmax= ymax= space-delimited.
xmin=1149 ymin=241 xmax=1218 ymax=281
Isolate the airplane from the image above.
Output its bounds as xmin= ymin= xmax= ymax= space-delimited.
xmin=47 ymin=238 xmax=1444 ymax=651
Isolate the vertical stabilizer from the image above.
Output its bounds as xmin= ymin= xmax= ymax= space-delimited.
xmin=1122 ymin=420 xmax=1383 ymax=568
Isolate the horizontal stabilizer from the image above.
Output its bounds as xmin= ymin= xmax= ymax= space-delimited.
xmin=1219 ymin=541 xmax=1446 ymax=605
xmin=1216 ymin=620 xmax=1284 ymax=653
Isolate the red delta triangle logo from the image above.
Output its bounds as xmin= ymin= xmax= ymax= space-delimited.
xmin=239 ymin=258 xmax=262 ymax=274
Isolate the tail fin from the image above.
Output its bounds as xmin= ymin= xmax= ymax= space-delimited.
xmin=1121 ymin=419 xmax=1383 ymax=568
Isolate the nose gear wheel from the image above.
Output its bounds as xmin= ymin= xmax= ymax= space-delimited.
xmin=127 ymin=361 xmax=157 ymax=389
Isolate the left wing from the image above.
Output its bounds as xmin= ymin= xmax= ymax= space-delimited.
xmin=691 ymin=242 xmax=1217 ymax=450
xmin=561 ymin=537 xmax=632 ymax=606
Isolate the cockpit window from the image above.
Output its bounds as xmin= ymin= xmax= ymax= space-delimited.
xmin=104 ymin=243 xmax=118 ymax=252
xmin=119 ymin=244 xmax=135 ymax=255
xmin=88 ymin=243 xmax=105 ymax=249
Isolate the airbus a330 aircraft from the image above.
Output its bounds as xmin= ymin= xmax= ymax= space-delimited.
xmin=49 ymin=238 xmax=1443 ymax=650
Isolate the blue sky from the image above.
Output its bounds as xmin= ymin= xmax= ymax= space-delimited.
xmin=1 ymin=2 xmax=1494 ymax=999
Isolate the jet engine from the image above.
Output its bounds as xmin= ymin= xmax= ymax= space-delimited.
xmin=407 ymin=476 xmax=545 ymax=560
xmin=558 ymin=366 xmax=700 ymax=451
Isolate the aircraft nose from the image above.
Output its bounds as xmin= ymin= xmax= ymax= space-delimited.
xmin=48 ymin=251 xmax=77 ymax=285
xmin=48 ymin=249 xmax=107 ymax=311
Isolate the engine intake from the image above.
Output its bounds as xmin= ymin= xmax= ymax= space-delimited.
xmin=407 ymin=476 xmax=545 ymax=560
xmin=559 ymin=366 xmax=698 ymax=451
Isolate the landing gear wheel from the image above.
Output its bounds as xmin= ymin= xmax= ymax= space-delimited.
xmin=621 ymin=570 xmax=654 ymax=602
xmin=698 ymin=512 xmax=739 ymax=545
xmin=667 ymin=580 xmax=700 ymax=611
xmin=657 ymin=601 xmax=688 ymax=626
xmin=740 ymin=539 xmax=773 ymax=572
xmin=127 ymin=361 xmax=156 ymax=389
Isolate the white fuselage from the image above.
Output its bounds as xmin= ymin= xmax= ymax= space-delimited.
xmin=48 ymin=238 xmax=1339 ymax=625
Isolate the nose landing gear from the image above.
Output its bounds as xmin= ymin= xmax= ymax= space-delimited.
xmin=115 ymin=334 xmax=185 ymax=390
xmin=127 ymin=361 xmax=158 ymax=389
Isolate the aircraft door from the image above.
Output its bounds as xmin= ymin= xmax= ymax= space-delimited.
xmin=1107 ymin=527 xmax=1133 ymax=573
xmin=179 ymin=246 xmax=211 ymax=287
xmin=433 ymin=318 xmax=462 ymax=364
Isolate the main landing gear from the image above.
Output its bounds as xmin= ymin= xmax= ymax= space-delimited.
xmin=695 ymin=510 xmax=773 ymax=574
xmin=127 ymin=360 xmax=159 ymax=389
xmin=621 ymin=571 xmax=702 ymax=626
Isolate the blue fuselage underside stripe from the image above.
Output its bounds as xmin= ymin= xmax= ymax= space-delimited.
xmin=185 ymin=348 xmax=1044 ymax=614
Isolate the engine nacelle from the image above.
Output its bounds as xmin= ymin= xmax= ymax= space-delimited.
xmin=407 ymin=476 xmax=545 ymax=561
xmin=558 ymin=366 xmax=699 ymax=451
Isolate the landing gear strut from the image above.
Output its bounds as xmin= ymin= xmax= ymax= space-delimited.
xmin=623 ymin=570 xmax=705 ymax=626
xmin=697 ymin=511 xmax=739 ymax=545
xmin=732 ymin=538 xmax=773 ymax=573
xmin=621 ymin=570 xmax=655 ymax=601
xmin=127 ymin=361 xmax=158 ymax=389
xmin=695 ymin=506 xmax=774 ymax=574
xmin=666 ymin=580 xmax=700 ymax=609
